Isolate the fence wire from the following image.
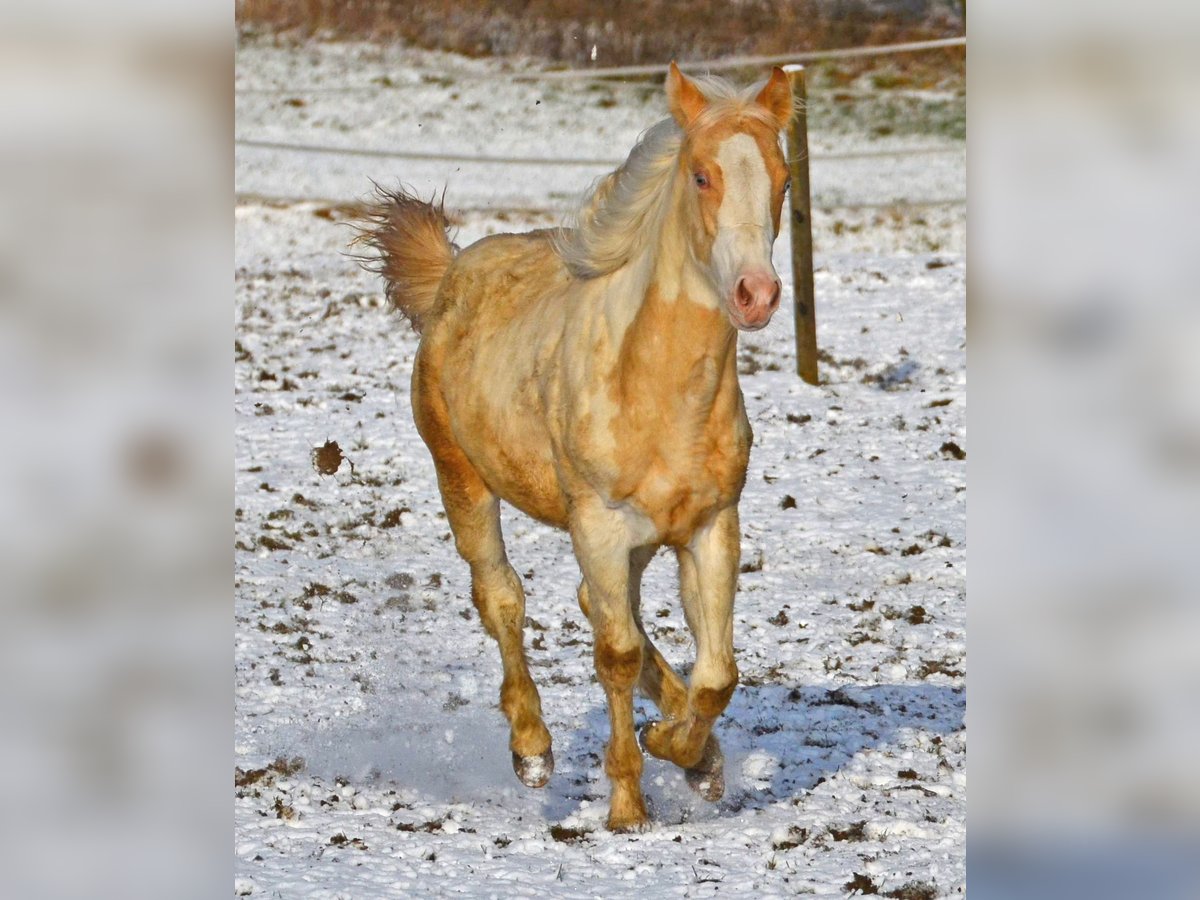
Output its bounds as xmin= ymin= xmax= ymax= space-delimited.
xmin=236 ymin=36 xmax=964 ymax=211
xmin=235 ymin=137 xmax=963 ymax=166
xmin=235 ymin=36 xmax=965 ymax=94
xmin=235 ymin=191 xmax=965 ymax=213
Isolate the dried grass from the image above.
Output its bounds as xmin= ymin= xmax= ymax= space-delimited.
xmin=236 ymin=0 xmax=964 ymax=79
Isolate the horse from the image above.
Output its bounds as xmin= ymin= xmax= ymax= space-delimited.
xmin=356 ymin=63 xmax=793 ymax=832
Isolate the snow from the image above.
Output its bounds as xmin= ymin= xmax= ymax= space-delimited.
xmin=236 ymin=37 xmax=965 ymax=898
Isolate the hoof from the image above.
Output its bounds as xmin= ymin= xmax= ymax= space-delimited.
xmin=637 ymin=720 xmax=669 ymax=760
xmin=684 ymin=740 xmax=725 ymax=802
xmin=512 ymin=748 xmax=554 ymax=788
xmin=607 ymin=791 xmax=650 ymax=833
xmin=685 ymin=764 xmax=725 ymax=802
xmin=606 ymin=808 xmax=651 ymax=833
xmin=608 ymin=817 xmax=651 ymax=834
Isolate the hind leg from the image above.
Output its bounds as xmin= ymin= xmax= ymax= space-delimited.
xmin=420 ymin=410 xmax=552 ymax=786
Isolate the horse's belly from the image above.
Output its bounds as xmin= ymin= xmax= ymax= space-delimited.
xmin=480 ymin=448 xmax=569 ymax=529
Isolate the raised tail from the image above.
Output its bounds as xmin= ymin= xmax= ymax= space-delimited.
xmin=353 ymin=185 xmax=456 ymax=332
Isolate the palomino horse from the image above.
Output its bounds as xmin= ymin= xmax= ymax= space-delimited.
xmin=358 ymin=64 xmax=792 ymax=831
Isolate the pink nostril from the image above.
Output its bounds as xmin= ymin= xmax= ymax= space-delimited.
xmin=732 ymin=274 xmax=781 ymax=318
xmin=735 ymin=278 xmax=754 ymax=309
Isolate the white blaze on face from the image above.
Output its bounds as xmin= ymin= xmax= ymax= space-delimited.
xmin=710 ymin=133 xmax=777 ymax=300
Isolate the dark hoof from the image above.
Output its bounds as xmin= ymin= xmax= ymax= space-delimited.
xmin=684 ymin=741 xmax=725 ymax=802
xmin=512 ymin=749 xmax=554 ymax=788
xmin=637 ymin=721 xmax=656 ymax=753
xmin=685 ymin=765 xmax=725 ymax=802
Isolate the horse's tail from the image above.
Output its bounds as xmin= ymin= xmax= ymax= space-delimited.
xmin=353 ymin=185 xmax=456 ymax=332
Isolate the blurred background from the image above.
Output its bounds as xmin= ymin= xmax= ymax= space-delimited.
xmin=3 ymin=0 xmax=1200 ymax=896
xmin=233 ymin=1 xmax=965 ymax=228
xmin=970 ymin=1 xmax=1200 ymax=896
xmin=236 ymin=0 xmax=965 ymax=66
xmin=0 ymin=4 xmax=230 ymax=898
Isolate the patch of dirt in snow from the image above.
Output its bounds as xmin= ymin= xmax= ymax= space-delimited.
xmin=235 ymin=37 xmax=965 ymax=899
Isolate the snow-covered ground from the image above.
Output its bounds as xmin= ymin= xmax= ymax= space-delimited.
xmin=235 ymin=38 xmax=965 ymax=898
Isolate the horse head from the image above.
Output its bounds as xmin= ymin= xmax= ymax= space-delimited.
xmin=667 ymin=62 xmax=793 ymax=331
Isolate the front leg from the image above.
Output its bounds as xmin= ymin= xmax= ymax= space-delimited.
xmin=570 ymin=500 xmax=649 ymax=832
xmin=641 ymin=505 xmax=739 ymax=791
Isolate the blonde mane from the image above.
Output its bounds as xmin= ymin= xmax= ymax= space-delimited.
xmin=553 ymin=73 xmax=783 ymax=280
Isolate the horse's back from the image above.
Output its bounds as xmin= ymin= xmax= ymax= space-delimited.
xmin=438 ymin=228 xmax=571 ymax=324
xmin=430 ymin=227 xmax=572 ymax=396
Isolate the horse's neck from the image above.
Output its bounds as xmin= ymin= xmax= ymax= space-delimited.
xmin=603 ymin=197 xmax=739 ymax=412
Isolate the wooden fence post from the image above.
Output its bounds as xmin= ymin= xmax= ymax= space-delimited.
xmin=783 ymin=64 xmax=818 ymax=385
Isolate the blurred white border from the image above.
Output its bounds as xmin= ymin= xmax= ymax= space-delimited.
xmin=971 ymin=0 xmax=1200 ymax=895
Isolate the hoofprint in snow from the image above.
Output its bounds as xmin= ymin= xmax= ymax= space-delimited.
xmin=236 ymin=38 xmax=964 ymax=899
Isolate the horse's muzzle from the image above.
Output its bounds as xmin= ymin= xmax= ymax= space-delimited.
xmin=728 ymin=272 xmax=781 ymax=331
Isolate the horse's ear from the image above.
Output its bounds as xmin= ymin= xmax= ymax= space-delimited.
xmin=755 ymin=66 xmax=793 ymax=129
xmin=666 ymin=62 xmax=708 ymax=128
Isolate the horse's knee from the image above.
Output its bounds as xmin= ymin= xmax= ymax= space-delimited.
xmin=692 ymin=664 xmax=738 ymax=720
xmin=576 ymin=580 xmax=591 ymax=620
xmin=595 ymin=638 xmax=643 ymax=691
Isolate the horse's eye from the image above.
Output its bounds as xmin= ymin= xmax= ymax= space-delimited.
xmin=694 ymin=172 xmax=709 ymax=189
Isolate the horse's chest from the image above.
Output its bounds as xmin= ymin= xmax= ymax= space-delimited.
xmin=561 ymin=328 xmax=751 ymax=543
xmin=620 ymin=424 xmax=750 ymax=545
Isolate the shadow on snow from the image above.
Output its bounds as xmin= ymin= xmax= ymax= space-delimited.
xmin=273 ymin=679 xmax=964 ymax=829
